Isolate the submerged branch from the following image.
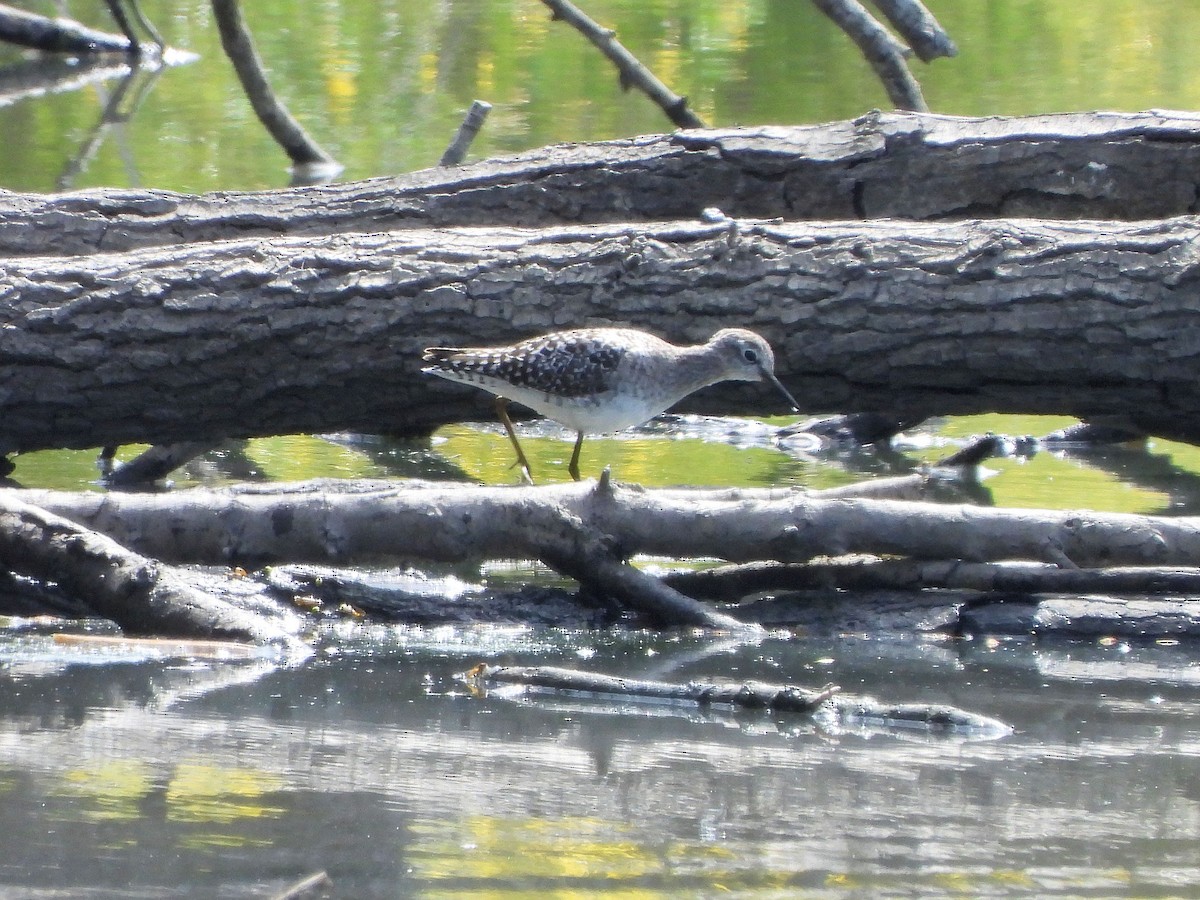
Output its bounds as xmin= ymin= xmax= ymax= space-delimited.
xmin=466 ymin=663 xmax=1012 ymax=738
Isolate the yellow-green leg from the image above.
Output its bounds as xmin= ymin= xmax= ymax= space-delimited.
xmin=568 ymin=432 xmax=585 ymax=482
xmin=494 ymin=397 xmax=533 ymax=483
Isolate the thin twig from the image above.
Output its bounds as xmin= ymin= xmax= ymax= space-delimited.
xmin=540 ymin=0 xmax=705 ymax=129
xmin=439 ymin=100 xmax=492 ymax=166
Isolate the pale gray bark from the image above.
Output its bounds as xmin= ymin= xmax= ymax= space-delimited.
xmin=4 ymin=112 xmax=1200 ymax=257
xmin=10 ymin=479 xmax=1200 ymax=570
xmin=0 ymin=492 xmax=303 ymax=644
xmin=469 ymin=664 xmax=1010 ymax=736
xmin=2 ymin=217 xmax=1200 ymax=454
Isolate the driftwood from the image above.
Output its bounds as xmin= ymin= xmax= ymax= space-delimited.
xmin=439 ymin=100 xmax=492 ymax=167
xmin=465 ymin=664 xmax=1012 ymax=738
xmin=2 ymin=111 xmax=1200 ymax=258
xmin=2 ymin=215 xmax=1200 ymax=455
xmin=0 ymin=492 xmax=303 ymax=645
xmin=467 ymin=664 xmax=839 ymax=713
xmin=665 ymin=558 xmax=1200 ymax=601
xmin=11 ymin=478 xmax=1200 ymax=572
xmin=870 ymin=0 xmax=957 ymax=62
xmin=9 ymin=475 xmax=1200 ymax=637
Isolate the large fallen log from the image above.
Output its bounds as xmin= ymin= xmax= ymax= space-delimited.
xmin=10 ymin=479 xmax=1200 ymax=570
xmin=3 ymin=110 xmax=1200 ymax=256
xmin=3 ymin=216 xmax=1200 ymax=454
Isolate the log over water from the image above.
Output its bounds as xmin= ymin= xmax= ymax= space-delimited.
xmin=3 ymin=216 xmax=1200 ymax=453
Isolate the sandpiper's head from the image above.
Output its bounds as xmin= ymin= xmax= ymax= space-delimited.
xmin=708 ymin=328 xmax=799 ymax=411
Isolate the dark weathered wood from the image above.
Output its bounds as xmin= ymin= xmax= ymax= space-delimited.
xmin=5 ymin=111 xmax=1200 ymax=256
xmin=870 ymin=0 xmax=957 ymax=61
xmin=0 ymin=3 xmax=131 ymax=53
xmin=540 ymin=0 xmax=704 ymax=129
xmin=103 ymin=441 xmax=218 ymax=486
xmin=3 ymin=216 xmax=1200 ymax=453
xmin=439 ymin=100 xmax=492 ymax=167
xmin=811 ymin=0 xmax=927 ymax=111
xmin=665 ymin=558 xmax=1200 ymax=601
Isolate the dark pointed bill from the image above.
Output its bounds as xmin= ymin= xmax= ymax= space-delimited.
xmin=762 ymin=368 xmax=800 ymax=412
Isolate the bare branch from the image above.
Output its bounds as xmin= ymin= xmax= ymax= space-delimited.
xmin=540 ymin=0 xmax=705 ymax=129
xmin=869 ymin=0 xmax=957 ymax=62
xmin=439 ymin=100 xmax=492 ymax=167
xmin=811 ymin=0 xmax=928 ymax=111
xmin=0 ymin=3 xmax=130 ymax=53
xmin=210 ymin=0 xmax=340 ymax=174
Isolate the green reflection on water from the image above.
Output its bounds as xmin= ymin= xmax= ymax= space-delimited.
xmin=6 ymin=1 xmax=1200 ymax=192
xmin=430 ymin=423 xmax=822 ymax=488
xmin=8 ymin=413 xmax=1196 ymax=515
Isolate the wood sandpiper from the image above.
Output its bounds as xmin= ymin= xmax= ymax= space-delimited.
xmin=422 ymin=327 xmax=799 ymax=482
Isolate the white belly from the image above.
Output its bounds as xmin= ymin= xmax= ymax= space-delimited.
xmin=508 ymin=386 xmax=666 ymax=434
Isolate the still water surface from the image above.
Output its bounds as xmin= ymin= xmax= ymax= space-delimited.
xmin=5 ymin=627 xmax=1200 ymax=898
xmin=3 ymin=1 xmax=1200 ymax=896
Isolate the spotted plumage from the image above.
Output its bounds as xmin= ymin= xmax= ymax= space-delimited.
xmin=422 ymin=327 xmax=798 ymax=482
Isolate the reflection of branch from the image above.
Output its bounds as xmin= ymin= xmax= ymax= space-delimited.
xmin=540 ymin=0 xmax=704 ymax=129
xmin=210 ymin=0 xmax=340 ymax=174
xmin=0 ymin=55 xmax=133 ymax=108
xmin=811 ymin=0 xmax=927 ymax=111
xmin=57 ymin=63 xmax=163 ymax=190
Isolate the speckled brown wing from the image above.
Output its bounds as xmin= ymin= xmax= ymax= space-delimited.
xmin=423 ymin=332 xmax=625 ymax=399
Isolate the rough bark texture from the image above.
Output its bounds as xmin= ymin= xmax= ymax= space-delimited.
xmin=10 ymin=480 xmax=1200 ymax=570
xmin=4 ymin=111 xmax=1200 ymax=257
xmin=3 ymin=216 xmax=1200 ymax=453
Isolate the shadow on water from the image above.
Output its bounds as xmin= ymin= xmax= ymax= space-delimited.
xmin=3 ymin=626 xmax=1200 ymax=897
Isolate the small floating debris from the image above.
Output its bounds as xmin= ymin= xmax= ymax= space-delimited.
xmin=460 ymin=663 xmax=1012 ymax=740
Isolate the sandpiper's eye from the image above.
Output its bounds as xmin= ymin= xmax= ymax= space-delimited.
xmin=742 ymin=347 xmax=759 ymax=363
